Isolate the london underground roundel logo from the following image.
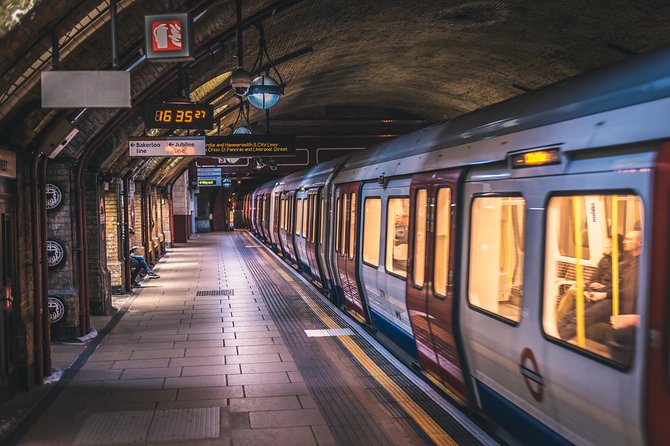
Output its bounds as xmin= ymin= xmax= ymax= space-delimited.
xmin=519 ymin=347 xmax=544 ymax=402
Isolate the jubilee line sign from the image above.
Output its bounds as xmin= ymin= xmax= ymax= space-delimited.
xmin=129 ymin=137 xmax=205 ymax=157
xmin=129 ymin=135 xmax=295 ymax=157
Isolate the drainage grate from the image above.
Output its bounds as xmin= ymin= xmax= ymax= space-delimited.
xmin=148 ymin=407 xmax=219 ymax=442
xmin=74 ymin=410 xmax=153 ymax=445
xmin=196 ymin=289 xmax=234 ymax=296
xmin=73 ymin=407 xmax=220 ymax=445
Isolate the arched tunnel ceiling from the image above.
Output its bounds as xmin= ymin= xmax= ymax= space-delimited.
xmin=1 ymin=0 xmax=670 ymax=186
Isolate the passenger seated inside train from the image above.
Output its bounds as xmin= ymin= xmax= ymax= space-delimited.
xmin=607 ymin=230 xmax=642 ymax=365
xmin=556 ymin=231 xmax=641 ymax=360
xmin=556 ymin=235 xmax=623 ymax=342
xmin=543 ymin=195 xmax=642 ymax=366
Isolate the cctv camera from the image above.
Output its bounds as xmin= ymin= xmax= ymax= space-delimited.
xmin=230 ymin=67 xmax=251 ymax=97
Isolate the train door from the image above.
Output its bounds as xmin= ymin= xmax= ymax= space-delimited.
xmin=277 ymin=192 xmax=286 ymax=255
xmin=538 ymin=169 xmax=650 ymax=445
xmin=304 ymin=189 xmax=321 ymax=285
xmin=270 ymin=191 xmax=281 ymax=250
xmin=284 ymin=191 xmax=297 ymax=265
xmin=0 ymin=197 xmax=17 ymax=401
xmin=263 ymin=193 xmax=272 ymax=243
xmin=294 ymin=189 xmax=309 ymax=271
xmin=460 ymin=171 xmax=558 ymax=445
xmin=359 ymin=179 xmax=414 ymax=351
xmin=335 ymin=182 xmax=367 ymax=323
xmin=315 ymin=192 xmax=332 ymax=291
xmin=406 ymin=170 xmax=468 ymax=403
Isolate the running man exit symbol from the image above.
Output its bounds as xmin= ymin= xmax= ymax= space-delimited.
xmin=152 ymin=20 xmax=182 ymax=51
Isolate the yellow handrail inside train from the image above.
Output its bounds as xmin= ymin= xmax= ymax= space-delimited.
xmin=573 ymin=196 xmax=586 ymax=348
xmin=611 ymin=195 xmax=620 ymax=316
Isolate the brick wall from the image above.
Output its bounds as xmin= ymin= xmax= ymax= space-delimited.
xmin=84 ymin=173 xmax=111 ymax=316
xmin=105 ymin=180 xmax=122 ymax=289
xmin=172 ymin=172 xmax=190 ymax=243
xmin=16 ymin=152 xmax=36 ymax=387
xmin=46 ymin=161 xmax=79 ymax=340
xmin=162 ymin=189 xmax=172 ymax=248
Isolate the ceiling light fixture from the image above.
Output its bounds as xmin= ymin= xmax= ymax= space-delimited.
xmin=247 ymin=21 xmax=284 ymax=110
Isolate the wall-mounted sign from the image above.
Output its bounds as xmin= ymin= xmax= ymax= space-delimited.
xmin=46 ymin=240 xmax=65 ymax=267
xmin=205 ymin=135 xmax=295 ymax=157
xmin=41 ymin=71 xmax=131 ymax=108
xmin=144 ymin=103 xmax=213 ymax=129
xmin=196 ymin=167 xmax=221 ymax=177
xmin=222 ymin=178 xmax=232 ymax=188
xmin=129 ymin=137 xmax=205 ymax=157
xmin=45 ymin=184 xmax=63 ymax=210
xmin=0 ymin=149 xmax=16 ymax=179
xmin=195 ymin=157 xmax=250 ymax=168
xmin=144 ymin=13 xmax=194 ymax=62
xmin=198 ymin=177 xmax=221 ymax=187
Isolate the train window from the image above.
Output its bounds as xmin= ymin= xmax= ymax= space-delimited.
xmin=287 ymin=196 xmax=292 ymax=234
xmin=312 ymin=195 xmax=317 ymax=243
xmin=290 ymin=196 xmax=295 ymax=234
xmin=362 ymin=198 xmax=381 ymax=267
xmin=558 ymin=197 xmax=590 ymax=259
xmin=543 ymin=194 xmax=643 ymax=368
xmin=320 ymin=196 xmax=325 ymax=245
xmin=349 ymin=193 xmax=357 ymax=259
xmin=284 ymin=198 xmax=289 ymax=231
xmin=468 ymin=196 xmax=525 ymax=323
xmin=434 ymin=187 xmax=452 ymax=297
xmin=262 ymin=197 xmax=266 ymax=225
xmin=302 ymin=198 xmax=308 ymax=238
xmin=296 ymin=198 xmax=303 ymax=237
xmin=336 ymin=197 xmax=341 ymax=253
xmin=306 ymin=195 xmax=312 ymax=241
xmin=280 ymin=198 xmax=285 ymax=230
xmin=386 ymin=197 xmax=410 ymax=278
xmin=413 ymin=189 xmax=427 ymax=287
xmin=340 ymin=195 xmax=348 ymax=254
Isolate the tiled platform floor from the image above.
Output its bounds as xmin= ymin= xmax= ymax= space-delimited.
xmin=15 ymin=232 xmax=493 ymax=446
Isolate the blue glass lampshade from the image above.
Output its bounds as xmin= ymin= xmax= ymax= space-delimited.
xmin=233 ymin=126 xmax=252 ymax=134
xmin=247 ymin=74 xmax=283 ymax=109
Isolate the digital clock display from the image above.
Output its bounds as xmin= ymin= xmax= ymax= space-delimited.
xmin=144 ymin=103 xmax=214 ymax=129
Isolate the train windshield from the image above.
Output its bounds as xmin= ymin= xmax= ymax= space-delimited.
xmin=543 ymin=194 xmax=643 ymax=367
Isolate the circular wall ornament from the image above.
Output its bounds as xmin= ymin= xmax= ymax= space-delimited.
xmin=48 ymin=296 xmax=66 ymax=323
xmin=45 ymin=184 xmax=63 ymax=210
xmin=46 ymin=240 xmax=65 ymax=267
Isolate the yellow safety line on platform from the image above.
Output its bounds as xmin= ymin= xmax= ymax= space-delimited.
xmin=244 ymin=233 xmax=457 ymax=446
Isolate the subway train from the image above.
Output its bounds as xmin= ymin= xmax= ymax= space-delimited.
xmin=244 ymin=46 xmax=670 ymax=445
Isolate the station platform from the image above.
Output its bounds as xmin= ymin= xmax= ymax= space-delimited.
xmin=11 ymin=232 xmax=496 ymax=446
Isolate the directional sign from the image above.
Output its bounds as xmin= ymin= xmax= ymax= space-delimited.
xmin=129 ymin=137 xmax=205 ymax=157
xmin=198 ymin=177 xmax=221 ymax=187
xmin=222 ymin=177 xmax=232 ymax=188
xmin=197 ymin=167 xmax=222 ymax=177
xmin=205 ymin=135 xmax=295 ymax=157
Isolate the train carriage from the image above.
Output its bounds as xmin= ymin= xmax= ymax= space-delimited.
xmin=249 ymin=46 xmax=670 ymax=445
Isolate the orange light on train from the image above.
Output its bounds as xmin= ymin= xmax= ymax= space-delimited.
xmin=511 ymin=148 xmax=561 ymax=168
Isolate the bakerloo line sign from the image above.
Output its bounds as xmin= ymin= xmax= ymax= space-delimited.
xmin=128 ymin=135 xmax=295 ymax=157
